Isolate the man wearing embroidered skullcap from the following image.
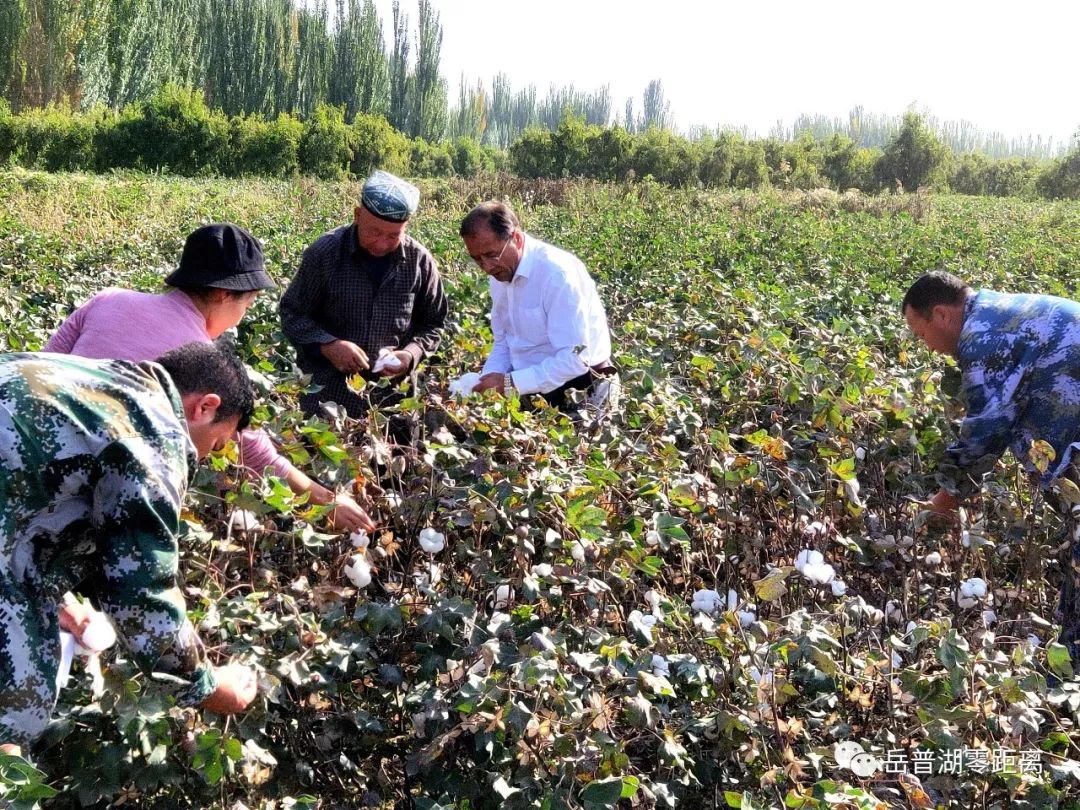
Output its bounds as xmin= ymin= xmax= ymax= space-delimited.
xmin=279 ymin=171 xmax=448 ymax=431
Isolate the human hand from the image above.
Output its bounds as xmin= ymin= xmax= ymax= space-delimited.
xmin=927 ymin=489 xmax=960 ymax=521
xmin=320 ymin=340 xmax=370 ymax=374
xmin=329 ymin=492 xmax=376 ymax=533
xmin=201 ymin=664 xmax=258 ymax=714
xmin=374 ymin=349 xmax=412 ymax=378
xmin=0 ymin=743 xmax=23 ymax=756
xmin=59 ymin=599 xmax=96 ymax=638
xmin=473 ymin=372 xmax=506 ymax=394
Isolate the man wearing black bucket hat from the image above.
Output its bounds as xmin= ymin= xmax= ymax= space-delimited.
xmin=46 ymin=222 xmax=376 ymax=533
xmin=279 ymin=171 xmax=448 ymax=430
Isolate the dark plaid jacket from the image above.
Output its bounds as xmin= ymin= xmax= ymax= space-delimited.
xmin=279 ymin=225 xmax=448 ymax=416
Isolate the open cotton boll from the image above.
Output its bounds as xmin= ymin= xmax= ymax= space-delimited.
xmin=651 ymin=654 xmax=670 ymax=677
xmin=449 ymin=372 xmax=482 ymax=398
xmin=691 ymin=589 xmax=722 ymax=614
xmin=843 ymin=478 xmax=864 ymax=507
xmin=570 ymin=540 xmax=588 ymax=563
xmin=923 ymin=551 xmax=942 ymax=566
xmin=79 ymin=612 xmax=117 ymax=652
xmin=344 ymin=554 xmax=372 ymax=588
xmin=795 ymin=549 xmax=824 ymax=573
xmin=418 ymin=527 xmax=445 ymax=554
xmin=532 ymin=563 xmax=553 ymax=578
xmin=801 ymin=561 xmax=835 ymax=585
xmin=350 ymin=530 xmax=370 ymax=549
xmin=644 ymin=530 xmax=661 ymax=547
xmin=491 ymin=584 xmax=515 ymax=610
xmin=960 ymin=577 xmax=987 ymax=599
xmin=372 ymin=347 xmax=405 ymax=373
xmin=644 ymin=590 xmax=662 ymax=610
xmin=230 ymin=509 xmax=260 ymax=533
xmin=831 ymin=579 xmax=848 ymax=597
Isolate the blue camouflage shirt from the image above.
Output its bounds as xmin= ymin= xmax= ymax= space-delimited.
xmin=936 ymin=289 xmax=1080 ymax=497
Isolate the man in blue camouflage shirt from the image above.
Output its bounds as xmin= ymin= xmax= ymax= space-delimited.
xmin=0 ymin=342 xmax=259 ymax=755
xmin=903 ymin=270 xmax=1080 ymax=660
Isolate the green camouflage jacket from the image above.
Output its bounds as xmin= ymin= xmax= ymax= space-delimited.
xmin=0 ymin=353 xmax=216 ymax=706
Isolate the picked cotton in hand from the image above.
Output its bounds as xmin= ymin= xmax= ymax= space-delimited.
xmin=79 ymin=612 xmax=117 ymax=652
xmin=449 ymin=372 xmax=482 ymax=397
xmin=373 ymin=347 xmax=405 ymax=373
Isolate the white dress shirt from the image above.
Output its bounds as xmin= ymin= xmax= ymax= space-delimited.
xmin=481 ymin=233 xmax=612 ymax=395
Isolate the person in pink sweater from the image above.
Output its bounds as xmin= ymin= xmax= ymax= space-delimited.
xmin=46 ymin=223 xmax=374 ymax=533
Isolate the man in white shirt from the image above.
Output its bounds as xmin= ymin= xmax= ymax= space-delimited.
xmin=459 ymin=201 xmax=616 ymax=412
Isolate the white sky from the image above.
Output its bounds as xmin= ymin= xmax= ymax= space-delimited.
xmin=370 ymin=0 xmax=1078 ymax=146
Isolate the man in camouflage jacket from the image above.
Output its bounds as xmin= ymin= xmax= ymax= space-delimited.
xmin=903 ymin=270 xmax=1080 ymax=659
xmin=0 ymin=342 xmax=258 ymax=753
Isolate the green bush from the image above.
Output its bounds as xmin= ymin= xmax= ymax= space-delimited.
xmin=873 ymin=112 xmax=952 ymax=192
xmin=509 ymin=127 xmax=556 ymax=178
xmin=113 ymin=84 xmax=231 ymax=175
xmin=298 ymin=104 xmax=353 ymax=180
xmin=230 ymin=113 xmax=303 ymax=177
xmin=409 ymin=137 xmax=454 ymax=177
xmin=450 ymin=137 xmax=490 ymax=177
xmin=630 ymin=128 xmax=699 ymax=187
xmin=0 ymin=99 xmax=15 ymax=167
xmin=350 ymin=113 xmax=410 ymax=178
xmin=13 ymin=105 xmax=99 ymax=172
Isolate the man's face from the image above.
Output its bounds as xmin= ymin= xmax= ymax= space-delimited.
xmin=182 ymin=393 xmax=242 ymax=459
xmin=354 ymin=205 xmax=407 ymax=257
xmin=904 ymin=305 xmax=961 ymax=357
xmin=462 ymin=225 xmax=522 ymax=283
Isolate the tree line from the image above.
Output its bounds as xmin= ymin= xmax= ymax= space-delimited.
xmin=2 ymin=86 xmax=1079 ymax=200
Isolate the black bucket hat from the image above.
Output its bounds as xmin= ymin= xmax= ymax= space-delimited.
xmin=164 ymin=223 xmax=276 ymax=291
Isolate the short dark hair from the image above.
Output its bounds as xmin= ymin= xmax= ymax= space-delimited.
xmin=901 ymin=271 xmax=972 ymax=318
xmin=156 ymin=339 xmax=255 ymax=431
xmin=460 ymin=201 xmax=520 ymax=240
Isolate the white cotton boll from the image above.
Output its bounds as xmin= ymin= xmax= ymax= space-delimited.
xmin=491 ymin=584 xmax=515 ymax=610
xmin=843 ymin=478 xmax=864 ymax=507
xmin=644 ymin=590 xmax=662 ymax=609
xmin=923 ymin=551 xmax=942 ymax=566
xmin=961 ymin=531 xmax=971 ymax=548
xmin=831 ymin=579 xmax=848 ymax=597
xmin=449 ymin=372 xmax=482 ymax=398
xmin=79 ymin=612 xmax=117 ymax=652
xmin=692 ymin=589 xmax=722 ymax=614
xmin=372 ymin=347 xmax=404 ymax=373
xmin=570 ymin=541 xmax=587 ymax=562
xmin=532 ymin=563 xmax=553 ymax=578
xmin=344 ymin=554 xmax=372 ymax=588
xmin=350 ymin=530 xmax=370 ymax=549
xmin=801 ymin=561 xmax=835 ymax=585
xmin=644 ymin=530 xmax=661 ymax=547
xmin=693 ymin=612 xmax=716 ymax=632
xmin=795 ymin=549 xmax=824 ymax=573
xmin=230 ymin=509 xmax=260 ymax=533
xmin=737 ymin=610 xmax=756 ymax=628
xmin=956 ymin=594 xmax=978 ymax=609
xmin=802 ymin=522 xmax=827 ymax=540
xmin=960 ymin=578 xmax=987 ymax=599
xmin=855 ymin=447 xmax=866 ymax=461
xmin=981 ymin=609 xmax=998 ymax=626
xmin=418 ymin=527 xmax=445 ymax=554
xmin=651 ymin=654 xmax=670 ymax=677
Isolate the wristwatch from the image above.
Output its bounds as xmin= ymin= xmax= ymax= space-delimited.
xmin=503 ymin=373 xmax=516 ymax=397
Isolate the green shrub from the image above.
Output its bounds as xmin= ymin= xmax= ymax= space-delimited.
xmin=409 ymin=137 xmax=454 ymax=177
xmin=298 ymin=104 xmax=353 ymax=180
xmin=13 ymin=105 xmax=99 ymax=172
xmin=509 ymin=128 xmax=556 ymax=178
xmin=0 ymin=99 xmax=15 ymax=167
xmin=450 ymin=137 xmax=489 ymax=177
xmin=350 ymin=113 xmax=410 ymax=178
xmin=100 ymin=84 xmax=230 ymax=175
xmin=230 ymin=113 xmax=303 ymax=177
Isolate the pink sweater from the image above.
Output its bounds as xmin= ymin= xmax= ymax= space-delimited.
xmin=46 ymin=288 xmax=291 ymax=479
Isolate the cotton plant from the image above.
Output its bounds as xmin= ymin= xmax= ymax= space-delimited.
xmin=343 ymin=554 xmax=373 ymax=589
xmin=448 ymin=372 xmax=481 ymax=398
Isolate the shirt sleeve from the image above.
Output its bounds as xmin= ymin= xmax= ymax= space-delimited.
xmin=508 ymin=272 xmax=593 ymax=395
xmin=45 ymin=298 xmax=93 ymax=354
xmin=238 ymin=427 xmax=294 ymax=480
xmin=935 ymin=336 xmax=1027 ymax=499
xmin=481 ymin=287 xmax=512 ymax=376
xmin=89 ymin=437 xmax=217 ymax=707
xmin=402 ymin=251 xmax=449 ymax=365
xmin=279 ymin=246 xmax=339 ymax=348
